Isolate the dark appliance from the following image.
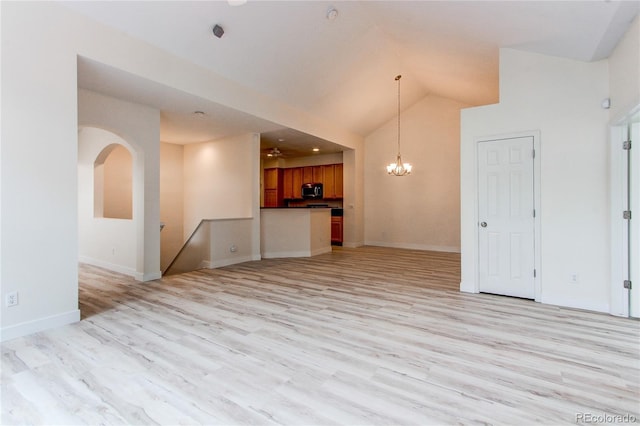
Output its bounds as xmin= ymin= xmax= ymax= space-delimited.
xmin=301 ymin=183 xmax=323 ymax=199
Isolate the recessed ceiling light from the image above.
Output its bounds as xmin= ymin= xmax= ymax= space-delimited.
xmin=312 ymin=148 xmax=320 ymax=152
xmin=278 ymin=138 xmax=285 ymax=142
xmin=194 ymin=111 xmax=205 ymax=117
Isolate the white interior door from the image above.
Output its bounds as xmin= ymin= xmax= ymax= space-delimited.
xmin=478 ymin=137 xmax=535 ymax=299
xmin=630 ymin=122 xmax=640 ymax=317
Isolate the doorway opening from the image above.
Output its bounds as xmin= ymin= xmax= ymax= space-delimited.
xmin=611 ymin=109 xmax=640 ymax=318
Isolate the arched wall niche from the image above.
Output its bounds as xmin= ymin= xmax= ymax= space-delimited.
xmin=94 ymin=143 xmax=133 ymax=220
xmin=78 ymin=126 xmax=139 ymax=277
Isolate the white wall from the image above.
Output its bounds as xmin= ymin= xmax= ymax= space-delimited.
xmin=160 ymin=142 xmax=184 ymax=272
xmin=1 ymin=2 xmax=81 ymax=340
xmin=209 ymin=219 xmax=256 ymax=268
xmin=183 ymin=134 xmax=257 ymax=237
xmin=183 ymin=133 xmax=262 ymax=265
xmin=343 ymin=148 xmax=364 ymax=248
xmin=78 ymin=89 xmax=161 ymax=282
xmin=78 ymin=127 xmax=137 ymax=276
xmin=461 ymin=48 xmax=610 ymax=313
xmin=609 ymin=16 xmax=640 ymax=123
xmin=364 ymin=95 xmax=468 ymax=252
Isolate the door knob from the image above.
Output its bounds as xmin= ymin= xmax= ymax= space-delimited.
xmin=480 ymin=221 xmax=487 ymax=228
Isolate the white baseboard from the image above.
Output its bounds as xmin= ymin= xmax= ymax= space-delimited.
xmin=79 ymin=256 xmax=137 ymax=278
xmin=262 ymin=245 xmax=332 ymax=259
xmin=1 ymin=309 xmax=80 ymax=342
xmin=540 ymin=296 xmax=609 ymax=314
xmin=137 ymin=271 xmax=162 ymax=282
xmin=310 ymin=246 xmax=332 ymax=256
xmin=209 ymin=255 xmax=255 ymax=268
xmin=262 ymin=250 xmax=313 ymax=259
xmin=342 ymin=241 xmax=364 ymax=248
xmin=80 ymin=256 xmax=160 ymax=282
xmin=459 ymin=280 xmax=479 ymax=293
xmin=364 ymin=241 xmax=461 ymax=253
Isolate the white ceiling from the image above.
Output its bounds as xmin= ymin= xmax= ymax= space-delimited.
xmin=67 ymin=0 xmax=639 ymax=156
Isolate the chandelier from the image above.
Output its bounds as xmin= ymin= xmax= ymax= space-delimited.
xmin=386 ymin=75 xmax=412 ymax=176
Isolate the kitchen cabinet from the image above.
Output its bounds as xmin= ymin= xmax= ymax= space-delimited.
xmin=264 ymin=190 xmax=279 ymax=208
xmin=282 ymin=168 xmax=294 ymax=199
xmin=331 ymin=216 xmax=343 ymax=245
xmin=292 ymin=167 xmax=303 ymax=198
xmin=303 ymin=167 xmax=313 ymax=184
xmin=283 ymin=167 xmax=303 ymax=199
xmin=267 ymin=163 xmax=343 ymax=205
xmin=334 ymin=164 xmax=343 ymax=198
xmin=322 ymin=164 xmax=343 ymax=199
xmin=263 ymin=168 xmax=283 ymax=207
xmin=303 ymin=166 xmax=323 ymax=183
xmin=313 ymin=166 xmax=323 ymax=182
xmin=264 ymin=168 xmax=280 ymax=189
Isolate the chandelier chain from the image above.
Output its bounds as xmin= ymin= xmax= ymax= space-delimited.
xmin=386 ymin=74 xmax=412 ymax=176
xmin=396 ymin=74 xmax=401 ymax=155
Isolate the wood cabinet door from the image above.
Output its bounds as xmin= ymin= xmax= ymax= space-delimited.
xmin=334 ymin=163 xmax=343 ymax=198
xmin=331 ymin=217 xmax=343 ymax=243
xmin=303 ymin=167 xmax=313 ymax=183
xmin=313 ymin=166 xmax=323 ymax=183
xmin=282 ymin=168 xmax=294 ymax=199
xmin=322 ymin=165 xmax=335 ymax=198
xmin=264 ymin=168 xmax=279 ymax=189
xmin=264 ymin=189 xmax=278 ymax=207
xmin=292 ymin=168 xmax=303 ymax=198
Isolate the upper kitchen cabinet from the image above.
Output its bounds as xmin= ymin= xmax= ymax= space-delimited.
xmin=322 ymin=164 xmax=343 ymax=199
xmin=264 ymin=168 xmax=283 ymax=207
xmin=283 ymin=167 xmax=303 ymax=199
xmin=303 ymin=166 xmax=323 ymax=183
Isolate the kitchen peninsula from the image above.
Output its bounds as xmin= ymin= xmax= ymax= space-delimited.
xmin=260 ymin=207 xmax=332 ymax=258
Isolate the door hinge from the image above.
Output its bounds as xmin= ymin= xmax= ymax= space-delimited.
xmin=624 ymin=280 xmax=632 ymax=289
xmin=532 ymin=149 xmax=536 ymax=158
xmin=623 ymin=140 xmax=632 ymax=150
xmin=534 ymin=269 xmax=537 ymax=278
xmin=533 ymin=209 xmax=536 ymax=218
xmin=623 ymin=210 xmax=632 ymax=220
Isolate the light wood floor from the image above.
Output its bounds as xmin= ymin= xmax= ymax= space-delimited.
xmin=2 ymin=246 xmax=639 ymax=425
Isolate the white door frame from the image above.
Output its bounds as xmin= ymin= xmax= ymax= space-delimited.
xmin=474 ymin=130 xmax=542 ymax=301
xmin=610 ymin=104 xmax=640 ymax=317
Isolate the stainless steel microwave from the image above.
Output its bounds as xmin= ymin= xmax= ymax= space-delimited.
xmin=301 ymin=183 xmax=323 ymax=199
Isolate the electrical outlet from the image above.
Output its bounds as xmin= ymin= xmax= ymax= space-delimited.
xmin=6 ymin=291 xmax=19 ymax=307
xmin=570 ymin=273 xmax=579 ymax=283
xmin=229 ymin=244 xmax=238 ymax=253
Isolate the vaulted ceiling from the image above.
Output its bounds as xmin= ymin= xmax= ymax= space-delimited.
xmin=67 ymin=0 xmax=639 ymax=154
